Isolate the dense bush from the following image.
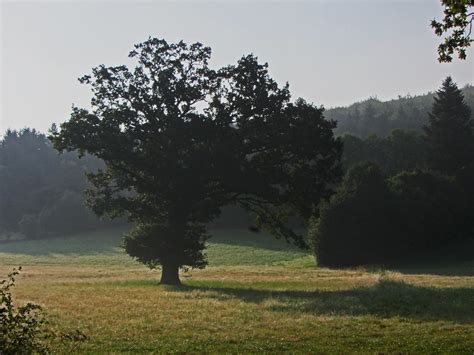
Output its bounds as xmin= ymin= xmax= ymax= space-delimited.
xmin=456 ymin=163 xmax=474 ymax=238
xmin=311 ymin=163 xmax=396 ymax=267
xmin=388 ymin=170 xmax=467 ymax=250
xmin=311 ymin=164 xmax=472 ymax=267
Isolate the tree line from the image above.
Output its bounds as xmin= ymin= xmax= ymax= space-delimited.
xmin=0 ymin=129 xmax=114 ymax=240
xmin=326 ymin=85 xmax=474 ymax=138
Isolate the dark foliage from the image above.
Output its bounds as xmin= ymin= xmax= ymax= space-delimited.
xmin=311 ymin=165 xmax=472 ymax=267
xmin=431 ymin=0 xmax=474 ymax=62
xmin=123 ymin=223 xmax=209 ymax=270
xmin=455 ymin=162 xmax=474 ymax=237
xmin=424 ymin=76 xmax=474 ymax=174
xmin=51 ymin=38 xmax=342 ymax=284
xmin=341 ymin=129 xmax=428 ymax=176
xmin=388 ymin=170 xmax=469 ymax=249
xmin=310 ymin=163 xmax=396 ymax=267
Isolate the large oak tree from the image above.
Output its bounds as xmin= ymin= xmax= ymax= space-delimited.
xmin=51 ymin=38 xmax=342 ymax=284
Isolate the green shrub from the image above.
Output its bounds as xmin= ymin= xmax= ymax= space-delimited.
xmin=310 ymin=162 xmax=396 ymax=267
xmin=311 ymin=164 xmax=472 ymax=267
xmin=388 ymin=170 xmax=467 ymax=249
xmin=0 ymin=267 xmax=48 ymax=354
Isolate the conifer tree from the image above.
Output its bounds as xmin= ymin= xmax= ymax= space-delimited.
xmin=424 ymin=77 xmax=474 ymax=174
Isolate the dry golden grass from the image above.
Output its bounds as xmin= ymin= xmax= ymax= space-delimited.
xmin=5 ymin=264 xmax=474 ymax=353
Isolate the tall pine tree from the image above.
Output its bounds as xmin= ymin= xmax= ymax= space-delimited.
xmin=424 ymin=77 xmax=474 ymax=174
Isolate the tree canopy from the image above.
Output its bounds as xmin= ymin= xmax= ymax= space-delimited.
xmin=51 ymin=38 xmax=342 ymax=284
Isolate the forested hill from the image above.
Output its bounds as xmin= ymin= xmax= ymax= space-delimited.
xmin=326 ymin=85 xmax=474 ymax=137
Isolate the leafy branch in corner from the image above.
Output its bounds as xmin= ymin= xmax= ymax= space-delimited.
xmin=431 ymin=0 xmax=474 ymax=62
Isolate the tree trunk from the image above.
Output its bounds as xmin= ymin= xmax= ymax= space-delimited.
xmin=160 ymin=264 xmax=181 ymax=285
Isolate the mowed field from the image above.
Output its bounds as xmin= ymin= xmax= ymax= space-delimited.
xmin=1 ymin=226 xmax=473 ymax=352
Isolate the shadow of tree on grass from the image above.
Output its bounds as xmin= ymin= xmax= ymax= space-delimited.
xmin=173 ymin=279 xmax=474 ymax=323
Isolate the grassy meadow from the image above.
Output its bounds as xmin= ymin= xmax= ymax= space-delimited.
xmin=1 ymin=227 xmax=473 ymax=352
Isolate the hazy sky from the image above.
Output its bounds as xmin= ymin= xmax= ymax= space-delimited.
xmin=1 ymin=0 xmax=473 ymax=133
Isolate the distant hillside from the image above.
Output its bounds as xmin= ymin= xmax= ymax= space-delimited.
xmin=326 ymin=85 xmax=474 ymax=137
